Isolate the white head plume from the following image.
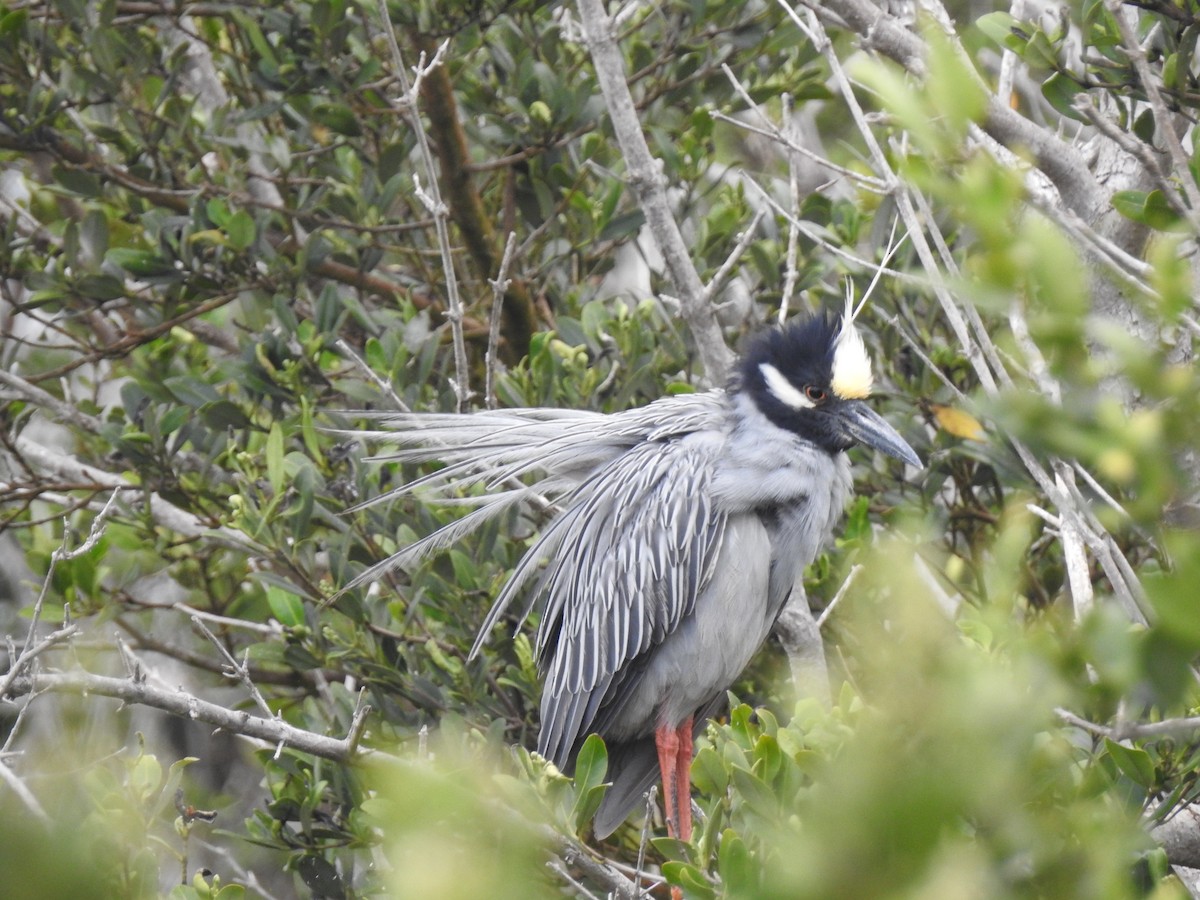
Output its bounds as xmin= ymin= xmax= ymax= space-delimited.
xmin=830 ymin=222 xmax=908 ymax=400
xmin=831 ymin=290 xmax=873 ymax=400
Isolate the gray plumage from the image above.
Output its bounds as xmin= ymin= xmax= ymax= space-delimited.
xmin=345 ymin=313 xmax=919 ymax=838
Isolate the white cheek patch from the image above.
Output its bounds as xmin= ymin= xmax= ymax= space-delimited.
xmin=831 ymin=320 xmax=873 ymax=399
xmin=760 ymin=363 xmax=814 ymax=410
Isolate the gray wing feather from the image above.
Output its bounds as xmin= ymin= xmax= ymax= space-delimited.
xmin=340 ymin=488 xmax=532 ymax=592
xmin=533 ymin=435 xmax=728 ymax=765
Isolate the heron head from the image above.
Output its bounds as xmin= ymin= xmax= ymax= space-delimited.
xmin=736 ymin=312 xmax=921 ymax=468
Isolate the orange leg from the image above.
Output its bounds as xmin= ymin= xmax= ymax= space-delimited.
xmin=654 ymin=723 xmax=681 ymax=837
xmin=654 ymin=716 xmax=696 ymax=840
xmin=674 ymin=715 xmax=694 ymax=843
xmin=655 ymin=716 xmax=695 ymax=900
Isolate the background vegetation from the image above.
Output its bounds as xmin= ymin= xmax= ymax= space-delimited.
xmin=2 ymin=0 xmax=1199 ymax=897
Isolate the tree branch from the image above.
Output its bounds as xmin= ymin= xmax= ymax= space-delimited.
xmin=9 ymin=435 xmax=259 ymax=554
xmin=574 ymin=0 xmax=734 ymax=383
xmin=1104 ymin=0 xmax=1200 ymax=228
xmin=808 ymin=0 xmax=1109 ymax=222
xmin=4 ymin=670 xmax=378 ymax=763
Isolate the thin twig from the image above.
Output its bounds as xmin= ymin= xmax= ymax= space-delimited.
xmin=1071 ymin=462 xmax=1129 ymax=520
xmin=486 ymin=232 xmax=519 ymax=410
xmin=701 ymin=208 xmax=766 ymax=305
xmin=335 ymin=338 xmax=409 ymax=413
xmin=815 ymin=564 xmax=862 ymax=629
xmin=635 ymin=784 xmax=657 ymax=890
xmin=190 ymin=615 xmax=277 ymax=721
xmin=1054 ymin=471 xmax=1094 ymax=623
xmin=12 ymin=436 xmax=260 ymax=553
xmin=0 ymin=368 xmax=104 ymax=433
xmin=6 ymin=488 xmax=119 ymax=687
xmin=0 ymin=693 xmax=36 ymax=755
xmin=0 ymin=624 xmax=79 ymax=701
xmin=547 ymin=860 xmax=605 ymax=900
xmin=552 ymin=836 xmax=640 ymax=900
xmin=0 ymin=759 xmax=50 ymax=825
xmin=1008 ymin=303 xmax=1061 ymax=404
xmin=376 ymin=3 xmax=473 ymax=408
xmin=889 ymin=319 xmax=968 ymax=403
xmin=174 ymin=604 xmax=280 ymax=636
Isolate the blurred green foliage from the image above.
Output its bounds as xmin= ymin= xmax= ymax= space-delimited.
xmin=1 ymin=0 xmax=1199 ymax=897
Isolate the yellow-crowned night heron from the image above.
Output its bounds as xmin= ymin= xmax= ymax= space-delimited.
xmin=346 ymin=308 xmax=920 ymax=841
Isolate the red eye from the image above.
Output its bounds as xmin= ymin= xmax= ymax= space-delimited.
xmin=805 ymin=386 xmax=827 ymax=403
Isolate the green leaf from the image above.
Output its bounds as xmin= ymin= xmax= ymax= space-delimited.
xmin=572 ymin=735 xmax=608 ymax=828
xmin=81 ymin=208 xmax=109 ymax=264
xmin=730 ymin=765 xmax=778 ymax=820
xmin=661 ymin=861 xmax=715 ymax=899
xmin=312 ymin=103 xmax=362 ymax=136
xmin=74 ymin=274 xmax=124 ymax=301
xmin=246 ymin=571 xmax=318 ymax=602
xmin=1103 ymin=738 xmax=1155 ymax=789
xmin=159 ymin=406 xmax=191 ymax=436
xmin=575 ymin=784 xmax=608 ymax=832
xmin=572 ymin=734 xmax=608 ymax=797
xmin=599 ymin=209 xmax=646 ymax=242
xmin=1141 ymin=191 xmax=1185 ymax=232
xmin=975 ymin=12 xmax=1021 ymax=52
xmin=234 ymin=11 xmax=277 ymax=67
xmin=1109 ymin=190 xmax=1183 ymax=231
xmin=51 ymin=165 xmax=101 ymax=198
xmin=717 ymin=829 xmax=755 ymax=894
xmin=224 ymin=210 xmax=256 ymax=251
xmin=691 ymin=745 xmax=729 ymax=795
xmin=752 ymin=733 xmax=783 ymax=783
xmin=266 ymin=422 xmax=285 ymax=494
xmin=1023 ymin=30 xmax=1059 ymax=68
xmin=201 ymin=400 xmax=252 ymax=430
xmin=129 ymin=752 xmax=163 ymax=802
xmin=282 ymin=644 xmax=322 ymax=670
xmin=1133 ymin=108 xmax=1155 ymax=145
xmin=651 ymin=836 xmax=691 ymax=862
xmin=0 ymin=9 xmax=28 ymax=35
xmin=206 ymin=197 xmax=231 ymax=226
xmin=149 ymin=757 xmax=199 ymax=820
xmin=107 ymin=248 xmax=178 ymax=278
xmin=267 ymin=586 xmax=306 ymax=628
xmin=1111 ymin=190 xmax=1147 ymax=222
xmin=1041 ymin=72 xmax=1083 ymax=121
xmin=1111 ymin=189 xmax=1187 ymax=233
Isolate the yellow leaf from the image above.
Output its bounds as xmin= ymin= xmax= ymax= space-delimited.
xmin=931 ymin=404 xmax=986 ymax=441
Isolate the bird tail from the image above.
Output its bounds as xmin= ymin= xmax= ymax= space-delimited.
xmin=593 ymin=737 xmax=661 ymax=839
